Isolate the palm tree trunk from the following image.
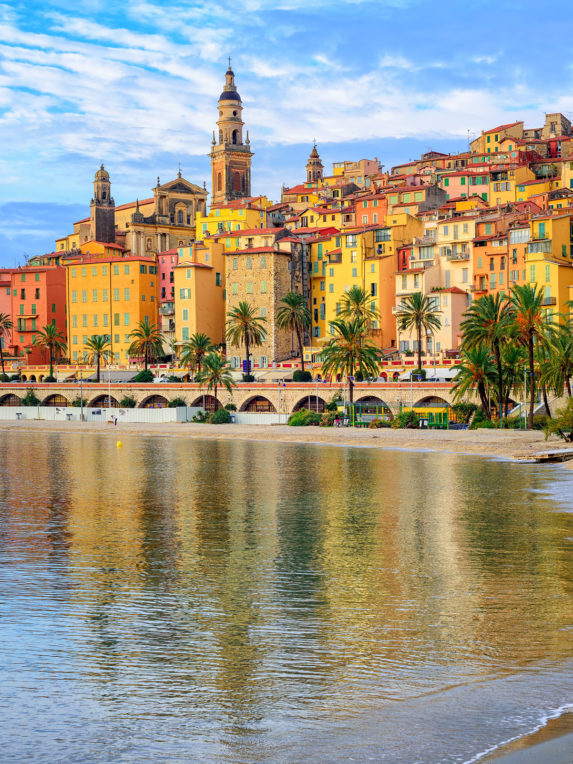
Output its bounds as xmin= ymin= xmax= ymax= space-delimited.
xmin=214 ymin=383 xmax=218 ymax=409
xmin=567 ymin=377 xmax=572 ymax=397
xmin=349 ymin=376 xmax=354 ymax=404
xmin=494 ymin=341 xmax=503 ymax=423
xmin=0 ymin=344 xmax=5 ymax=378
xmin=417 ymin=322 xmax=422 ymax=372
xmin=96 ymin=355 xmax=100 ymax=384
xmin=144 ymin=347 xmax=149 ymax=372
xmin=49 ymin=346 xmax=54 ymax=378
xmin=542 ymin=383 xmax=551 ymax=418
xmin=245 ymin=334 xmax=250 ymax=378
xmin=528 ymin=335 xmax=535 ymax=429
xmin=295 ymin=325 xmax=304 ymax=373
xmin=478 ymin=381 xmax=490 ymax=418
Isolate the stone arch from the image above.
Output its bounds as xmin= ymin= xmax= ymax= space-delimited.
xmin=90 ymin=394 xmax=120 ymax=408
xmin=415 ymin=395 xmax=449 ymax=407
xmin=42 ymin=393 xmax=70 ymax=407
xmin=38 ymin=375 xmax=45 ymax=382
xmin=240 ymin=395 xmax=276 ymax=413
xmin=139 ymin=394 xmax=169 ymax=409
xmin=191 ymin=394 xmax=220 ymax=412
xmin=355 ymin=395 xmax=392 ymax=417
xmin=0 ymin=393 xmax=22 ymax=406
xmin=292 ymin=395 xmax=326 ymax=413
xmin=392 ymin=371 xmax=400 ymax=381
xmin=28 ymin=374 xmax=36 ymax=382
xmin=20 ymin=374 xmax=27 ymax=381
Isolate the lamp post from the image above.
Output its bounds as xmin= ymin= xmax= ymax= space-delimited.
xmin=80 ymin=373 xmax=84 ymax=422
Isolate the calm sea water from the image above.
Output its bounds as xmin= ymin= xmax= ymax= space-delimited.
xmin=1 ymin=431 xmax=572 ymax=763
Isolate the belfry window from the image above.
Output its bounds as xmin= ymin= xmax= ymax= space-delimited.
xmin=177 ymin=210 xmax=183 ymax=225
xmin=232 ymin=130 xmax=238 ymax=145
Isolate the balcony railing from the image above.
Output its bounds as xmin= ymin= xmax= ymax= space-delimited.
xmin=527 ymin=240 xmax=552 ymax=254
xmin=414 ymin=233 xmax=437 ymax=245
xmin=449 ymin=252 xmax=470 ymax=261
xmin=159 ymin=304 xmax=175 ymax=316
xmin=542 ymin=296 xmax=557 ymax=306
xmin=328 ymin=252 xmax=342 ymax=264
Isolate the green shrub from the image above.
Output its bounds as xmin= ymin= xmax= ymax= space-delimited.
xmin=133 ymin=370 xmax=154 ymax=383
xmin=168 ymin=397 xmax=186 ymax=408
xmin=410 ymin=368 xmax=426 ymax=381
xmin=167 ymin=375 xmax=180 ymax=382
xmin=0 ymin=373 xmax=10 ymax=382
xmin=119 ymin=395 xmax=136 ymax=408
xmin=319 ymin=411 xmax=336 ymax=427
xmin=192 ymin=410 xmax=209 ymax=423
xmin=43 ymin=375 xmax=56 ymax=383
xmin=470 ymin=419 xmax=496 ymax=430
xmin=369 ymin=418 xmax=390 ymax=429
xmin=391 ymin=410 xmax=420 ymax=429
xmin=242 ymin=373 xmax=255 ymax=382
xmin=224 ymin=403 xmax=237 ymax=411
xmin=288 ymin=408 xmax=322 ymax=426
xmin=451 ymin=402 xmax=478 ymax=424
xmin=210 ymin=407 xmax=232 ymax=424
xmin=9 ymin=374 xmax=20 ymax=381
xmin=70 ymin=397 xmax=87 ymax=408
xmin=293 ymin=369 xmax=312 ymax=382
xmin=533 ymin=414 xmax=548 ymax=430
xmin=544 ymin=399 xmax=573 ymax=442
xmin=22 ymin=388 xmax=40 ymax=406
xmin=499 ymin=417 xmax=521 ymax=429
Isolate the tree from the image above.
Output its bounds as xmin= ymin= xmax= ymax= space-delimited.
xmin=395 ymin=292 xmax=441 ymax=373
xmin=85 ymin=335 xmax=111 ymax=383
xmin=128 ymin=321 xmax=163 ymax=371
xmin=196 ymin=352 xmax=236 ymax=406
xmin=276 ymin=292 xmax=311 ymax=372
xmin=544 ymin=398 xmax=573 ymax=442
xmin=319 ymin=316 xmax=381 ymax=403
xmin=32 ymin=324 xmax=67 ymax=378
xmin=541 ymin=327 xmax=573 ymax=399
xmin=180 ymin=333 xmax=216 ymax=380
xmin=500 ymin=343 xmax=525 ymax=417
xmin=460 ymin=293 xmax=515 ymax=421
xmin=339 ymin=285 xmax=379 ymax=324
xmin=452 ymin=346 xmax=497 ymax=418
xmin=225 ymin=301 xmax=266 ymax=377
xmin=0 ymin=313 xmax=13 ymax=379
xmin=511 ymin=284 xmax=546 ymax=428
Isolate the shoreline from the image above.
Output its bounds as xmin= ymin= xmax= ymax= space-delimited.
xmin=1 ymin=419 xmax=572 ymax=466
xmin=481 ymin=712 xmax=573 ymax=763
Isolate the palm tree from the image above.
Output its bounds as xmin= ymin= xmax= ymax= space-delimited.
xmin=225 ymin=301 xmax=266 ymax=378
xmin=276 ymin=292 xmax=311 ymax=372
xmin=452 ymin=346 xmax=497 ymax=418
xmin=541 ymin=328 xmax=573 ymax=399
xmin=128 ymin=321 xmax=163 ymax=371
xmin=196 ymin=352 xmax=236 ymax=406
xmin=460 ymin=293 xmax=515 ymax=422
xmin=33 ymin=324 xmax=67 ymax=379
xmin=339 ymin=285 xmax=379 ymax=323
xmin=85 ymin=335 xmax=112 ymax=383
xmin=500 ymin=343 xmax=525 ymax=417
xmin=180 ymin=332 xmax=216 ymax=380
xmin=0 ymin=313 xmax=13 ymax=379
xmin=320 ymin=316 xmax=381 ymax=403
xmin=511 ymin=284 xmax=546 ymax=428
xmin=395 ymin=292 xmax=441 ymax=373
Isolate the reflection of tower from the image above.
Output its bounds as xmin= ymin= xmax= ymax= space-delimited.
xmin=306 ymin=143 xmax=324 ymax=183
xmin=209 ymin=63 xmax=253 ymax=205
xmin=90 ymin=164 xmax=116 ymax=243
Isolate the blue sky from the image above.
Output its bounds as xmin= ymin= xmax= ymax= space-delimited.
xmin=1 ymin=0 xmax=572 ymax=264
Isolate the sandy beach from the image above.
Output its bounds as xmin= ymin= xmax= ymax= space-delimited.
xmin=1 ymin=418 xmax=572 ymax=467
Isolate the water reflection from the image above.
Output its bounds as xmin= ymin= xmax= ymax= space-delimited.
xmin=0 ymin=431 xmax=572 ymax=762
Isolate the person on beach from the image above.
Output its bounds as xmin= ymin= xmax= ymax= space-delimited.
xmin=334 ymin=413 xmax=341 ymax=427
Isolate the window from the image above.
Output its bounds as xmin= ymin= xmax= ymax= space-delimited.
xmin=93 ymin=315 xmax=98 ymax=327
xmin=71 ymin=290 xmax=77 ymax=303
xmin=491 ymin=274 xmax=496 ymax=289
xmin=71 ymin=268 xmax=77 ymax=278
xmin=350 ymin=250 xmax=357 ymax=263
xmin=352 ymin=268 xmax=357 ymax=278
xmin=346 ymin=234 xmax=357 ymax=246
xmin=81 ymin=290 xmax=87 ymax=303
xmin=124 ymin=313 xmax=130 ymax=326
xmin=320 ymin=280 xmax=325 ymax=291
xmin=92 ymin=289 xmax=98 ymax=302
xmin=182 ymin=327 xmax=189 ymax=341
xmin=102 ymin=266 xmax=108 ymax=276
xmin=182 ymin=309 xmax=188 ymax=321
xmin=114 ymin=314 xmax=120 ymax=326
xmin=113 ymin=289 xmax=119 ymax=302
xmin=215 ymin=272 xmax=222 ymax=286
xmin=329 ymin=283 xmax=334 ymax=293
xmin=443 ymin=225 xmax=449 ymax=236
xmin=530 ymin=265 xmax=536 ymax=282
xmin=232 ymin=258 xmax=238 ymax=270
xmin=232 ymin=282 xmax=238 ymax=295
xmin=82 ymin=314 xmax=87 ymax=327
xmin=545 ymin=265 xmax=551 ymax=282
xmin=103 ymin=314 xmax=108 ymax=327
xmin=124 ymin=264 xmax=130 ymax=275
xmin=114 ymin=333 xmax=120 ymax=343
xmin=260 ymin=307 xmax=266 ymax=318
xmin=81 ymin=267 xmax=86 ymax=277
xmin=445 ymin=271 xmax=451 ymax=288
xmin=370 ymin=283 xmax=377 ymax=296
xmin=246 ymin=258 xmax=252 ymax=270
xmin=246 ymin=282 xmax=252 ymax=294
xmin=113 ymin=265 xmax=119 ymax=275
xmin=124 ymin=288 xmax=130 ymax=301
xmin=179 ymin=288 xmax=190 ymax=299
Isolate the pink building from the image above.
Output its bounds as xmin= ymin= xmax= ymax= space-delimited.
xmin=158 ymin=248 xmax=179 ymax=343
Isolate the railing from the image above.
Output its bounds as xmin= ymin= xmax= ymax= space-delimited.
xmin=542 ymin=296 xmax=557 ymax=306
xmin=159 ymin=305 xmax=175 ymax=316
xmin=449 ymin=252 xmax=470 ymax=261
xmin=413 ymin=234 xmax=437 ymax=245
xmin=328 ymin=252 xmax=342 ymax=264
xmin=527 ymin=240 xmax=552 ymax=254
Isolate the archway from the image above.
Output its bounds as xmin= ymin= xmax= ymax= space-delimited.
xmin=28 ymin=375 xmax=36 ymax=382
xmin=355 ymin=395 xmax=392 ymax=418
xmin=191 ymin=394 xmax=220 ymax=412
xmin=140 ymin=395 xmax=169 ymax=409
xmin=392 ymin=372 xmax=400 ymax=381
xmin=42 ymin=394 xmax=69 ymax=407
xmin=20 ymin=374 xmax=27 ymax=381
xmin=415 ymin=395 xmax=449 ymax=407
xmin=90 ymin=394 xmax=120 ymax=408
xmin=292 ymin=395 xmax=326 ymax=413
xmin=240 ymin=396 xmax=276 ymax=413
xmin=0 ymin=394 xmax=21 ymax=406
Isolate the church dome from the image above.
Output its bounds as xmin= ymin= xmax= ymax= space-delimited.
xmin=95 ymin=164 xmax=109 ymax=181
xmin=219 ymin=90 xmax=241 ymax=102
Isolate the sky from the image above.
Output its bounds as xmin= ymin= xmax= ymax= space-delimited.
xmin=1 ymin=0 xmax=572 ymax=265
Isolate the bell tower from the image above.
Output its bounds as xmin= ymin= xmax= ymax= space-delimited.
xmin=209 ymin=62 xmax=253 ymax=205
xmin=90 ymin=164 xmax=115 ymax=243
xmin=306 ymin=143 xmax=324 ymax=183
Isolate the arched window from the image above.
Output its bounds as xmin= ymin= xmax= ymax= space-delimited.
xmin=102 ymin=190 xmax=107 ymax=200
xmin=232 ymin=130 xmax=238 ymax=145
xmin=219 ymin=129 xmax=223 ymax=143
xmin=233 ymin=172 xmax=241 ymax=192
xmin=217 ymin=173 xmax=222 ymax=192
xmin=177 ymin=209 xmax=183 ymax=225
xmin=146 ymin=238 xmax=152 ymax=250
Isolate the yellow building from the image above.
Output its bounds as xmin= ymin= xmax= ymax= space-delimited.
xmin=526 ymin=212 xmax=573 ymax=320
xmin=195 ymin=196 xmax=273 ymax=237
xmin=173 ymin=242 xmax=226 ymax=346
xmin=470 ymin=121 xmax=524 ymax=155
xmin=488 ymin=166 xmax=534 ymax=205
xmin=64 ymin=255 xmax=158 ymax=364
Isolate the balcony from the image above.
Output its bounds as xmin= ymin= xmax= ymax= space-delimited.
xmin=449 ymin=252 xmax=470 ymax=261
xmin=542 ymin=296 xmax=557 ymax=306
xmin=328 ymin=252 xmax=342 ymax=264
xmin=414 ymin=233 xmax=437 ymax=245
xmin=527 ymin=240 xmax=552 ymax=254
xmin=159 ymin=303 xmax=175 ymax=316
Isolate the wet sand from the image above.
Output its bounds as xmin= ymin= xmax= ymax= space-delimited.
xmin=1 ymin=419 xmax=572 ymax=465
xmin=483 ymin=714 xmax=573 ymax=762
